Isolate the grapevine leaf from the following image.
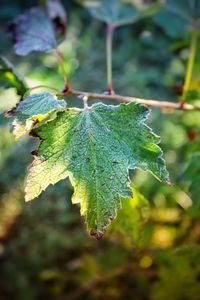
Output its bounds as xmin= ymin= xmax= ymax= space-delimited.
xmin=0 ymin=56 xmax=28 ymax=96
xmin=9 ymin=7 xmax=57 ymax=56
xmin=7 ymin=92 xmax=66 ymax=140
xmin=88 ymin=0 xmax=140 ymax=27
xmin=25 ymin=102 xmax=169 ymax=238
xmin=164 ymin=0 xmax=200 ymax=21
xmin=183 ymin=152 xmax=200 ymax=207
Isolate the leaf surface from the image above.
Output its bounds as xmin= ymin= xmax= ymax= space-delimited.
xmin=10 ymin=7 xmax=57 ymax=56
xmin=25 ymin=102 xmax=169 ymax=238
xmin=154 ymin=0 xmax=200 ymax=38
xmin=165 ymin=0 xmax=200 ymax=21
xmin=153 ymin=11 xmax=189 ymax=38
xmin=8 ymin=92 xmax=66 ymax=140
xmin=89 ymin=0 xmax=140 ymax=27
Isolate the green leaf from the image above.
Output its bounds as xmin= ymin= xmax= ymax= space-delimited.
xmin=153 ymin=11 xmax=189 ymax=39
xmin=11 ymin=7 xmax=57 ymax=56
xmin=183 ymin=152 xmax=200 ymax=206
xmin=88 ymin=0 xmax=140 ymax=27
xmin=25 ymin=102 xmax=169 ymax=238
xmin=153 ymin=0 xmax=200 ymax=38
xmin=0 ymin=56 xmax=28 ymax=96
xmin=165 ymin=0 xmax=200 ymax=21
xmin=7 ymin=92 xmax=66 ymax=140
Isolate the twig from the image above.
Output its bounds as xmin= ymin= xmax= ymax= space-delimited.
xmin=67 ymin=89 xmax=200 ymax=112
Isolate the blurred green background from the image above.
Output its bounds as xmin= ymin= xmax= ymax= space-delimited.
xmin=1 ymin=0 xmax=200 ymax=299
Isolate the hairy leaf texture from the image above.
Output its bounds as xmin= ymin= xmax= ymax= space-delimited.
xmin=153 ymin=0 xmax=200 ymax=38
xmin=25 ymin=102 xmax=170 ymax=238
xmin=165 ymin=0 xmax=200 ymax=21
xmin=9 ymin=8 xmax=57 ymax=56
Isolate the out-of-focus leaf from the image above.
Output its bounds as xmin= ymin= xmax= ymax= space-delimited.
xmin=183 ymin=152 xmax=200 ymax=207
xmin=88 ymin=0 xmax=142 ymax=27
xmin=7 ymin=92 xmax=66 ymax=140
xmin=8 ymin=7 xmax=58 ymax=56
xmin=0 ymin=56 xmax=28 ymax=96
xmin=25 ymin=102 xmax=169 ymax=238
xmin=164 ymin=0 xmax=200 ymax=22
xmin=153 ymin=0 xmax=200 ymax=38
xmin=46 ymin=0 xmax=67 ymax=42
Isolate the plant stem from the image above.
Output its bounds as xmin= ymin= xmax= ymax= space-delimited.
xmin=182 ymin=24 xmax=198 ymax=103
xmin=28 ymin=85 xmax=60 ymax=93
xmin=67 ymin=89 xmax=200 ymax=112
xmin=55 ymin=48 xmax=71 ymax=91
xmin=106 ymin=24 xmax=114 ymax=94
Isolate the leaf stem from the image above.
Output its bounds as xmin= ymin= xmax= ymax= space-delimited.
xmin=55 ymin=48 xmax=71 ymax=91
xmin=28 ymin=85 xmax=60 ymax=93
xmin=181 ymin=24 xmax=198 ymax=103
xmin=106 ymin=24 xmax=114 ymax=94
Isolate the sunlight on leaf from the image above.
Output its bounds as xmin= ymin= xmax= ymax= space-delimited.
xmin=25 ymin=102 xmax=169 ymax=238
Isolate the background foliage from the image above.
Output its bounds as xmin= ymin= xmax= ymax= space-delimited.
xmin=0 ymin=0 xmax=200 ymax=299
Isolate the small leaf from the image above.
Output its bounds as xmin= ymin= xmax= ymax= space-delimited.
xmin=9 ymin=7 xmax=57 ymax=56
xmin=25 ymin=102 xmax=169 ymax=238
xmin=183 ymin=152 xmax=200 ymax=207
xmin=7 ymin=92 xmax=66 ymax=140
xmin=0 ymin=56 xmax=28 ymax=96
xmin=88 ymin=0 xmax=140 ymax=27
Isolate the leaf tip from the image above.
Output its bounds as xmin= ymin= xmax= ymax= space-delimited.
xmin=90 ymin=231 xmax=104 ymax=240
xmin=24 ymin=193 xmax=33 ymax=203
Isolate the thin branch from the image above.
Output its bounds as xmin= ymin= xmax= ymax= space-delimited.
xmin=55 ymin=48 xmax=71 ymax=91
xmin=67 ymin=89 xmax=200 ymax=112
xmin=29 ymin=85 xmax=60 ymax=93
